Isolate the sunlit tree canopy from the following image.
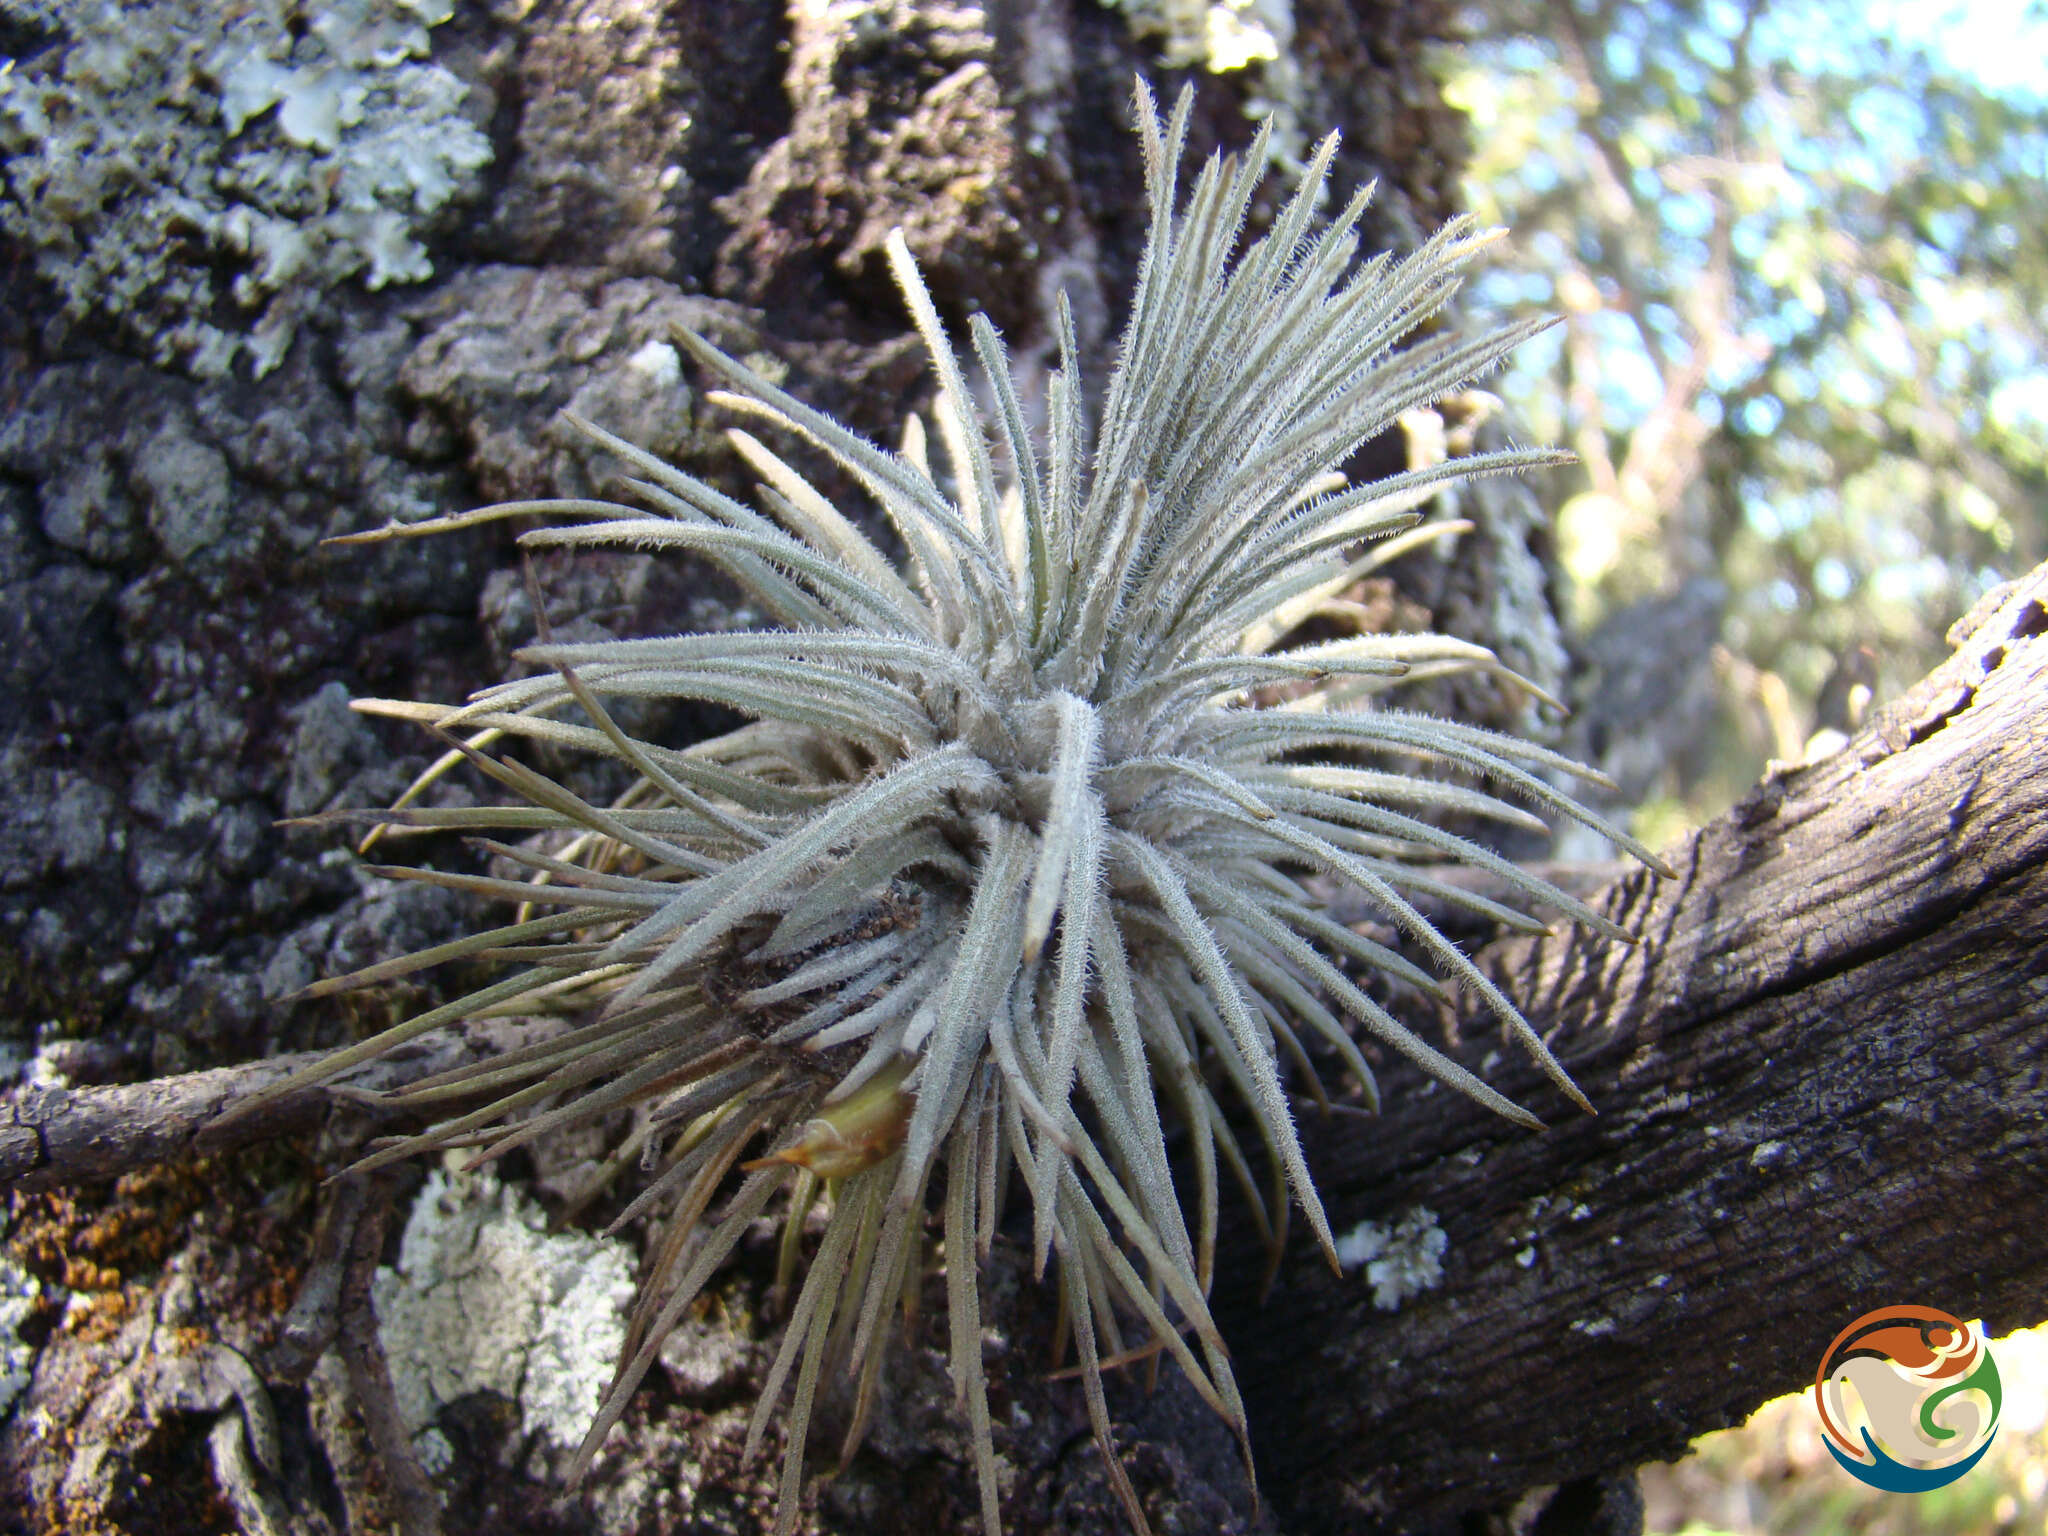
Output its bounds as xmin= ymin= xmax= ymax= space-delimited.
xmin=1442 ymin=0 xmax=2048 ymax=820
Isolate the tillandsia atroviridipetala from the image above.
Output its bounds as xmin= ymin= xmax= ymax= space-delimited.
xmin=234 ymin=80 xmax=1668 ymax=1536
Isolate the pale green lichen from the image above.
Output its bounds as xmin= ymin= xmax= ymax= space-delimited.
xmin=0 ymin=1256 xmax=40 ymax=1421
xmin=1336 ymin=1207 xmax=1449 ymax=1311
xmin=1102 ymin=0 xmax=1286 ymax=72
xmin=1100 ymin=0 xmax=1306 ymax=167
xmin=0 ymin=0 xmax=491 ymax=377
xmin=372 ymin=1165 xmax=636 ymax=1465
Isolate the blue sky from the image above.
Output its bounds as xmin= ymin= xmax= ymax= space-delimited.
xmin=1863 ymin=0 xmax=2048 ymax=99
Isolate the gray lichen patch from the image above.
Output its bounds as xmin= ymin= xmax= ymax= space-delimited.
xmin=0 ymin=0 xmax=491 ymax=378
xmin=0 ymin=1256 xmax=41 ymax=1421
xmin=1336 ymin=1207 xmax=1450 ymax=1312
xmin=134 ymin=426 xmax=234 ymax=566
xmin=372 ymin=1165 xmax=634 ymax=1462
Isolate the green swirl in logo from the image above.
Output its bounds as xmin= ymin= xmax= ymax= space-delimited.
xmin=1814 ymin=1305 xmax=2001 ymax=1493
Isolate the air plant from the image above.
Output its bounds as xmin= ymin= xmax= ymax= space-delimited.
xmin=248 ymin=82 xmax=1664 ymax=1535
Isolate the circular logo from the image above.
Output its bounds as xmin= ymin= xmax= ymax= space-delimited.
xmin=1814 ymin=1305 xmax=2002 ymax=1492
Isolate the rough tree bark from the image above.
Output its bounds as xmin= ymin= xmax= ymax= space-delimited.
xmin=1216 ymin=561 xmax=2048 ymax=1532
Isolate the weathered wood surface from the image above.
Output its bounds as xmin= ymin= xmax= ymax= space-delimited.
xmin=0 ymin=1031 xmax=502 ymax=1194
xmin=1217 ymin=562 xmax=2048 ymax=1532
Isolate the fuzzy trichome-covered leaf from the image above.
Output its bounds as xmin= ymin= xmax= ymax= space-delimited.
xmin=247 ymin=80 xmax=1664 ymax=1536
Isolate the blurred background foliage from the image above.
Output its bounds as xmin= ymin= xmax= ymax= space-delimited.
xmin=1638 ymin=1322 xmax=2048 ymax=1536
xmin=1432 ymin=13 xmax=2046 ymax=1527
xmin=1437 ymin=0 xmax=2048 ymax=840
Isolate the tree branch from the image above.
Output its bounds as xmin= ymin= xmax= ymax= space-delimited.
xmin=1218 ymin=560 xmax=2048 ymax=1531
xmin=0 ymin=1024 xmax=533 ymax=1193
